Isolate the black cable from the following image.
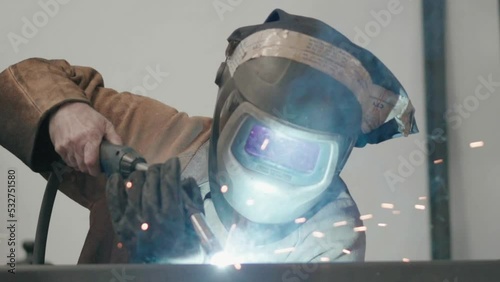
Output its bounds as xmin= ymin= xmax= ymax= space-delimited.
xmin=33 ymin=173 xmax=59 ymax=264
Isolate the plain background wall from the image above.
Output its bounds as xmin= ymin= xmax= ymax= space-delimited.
xmin=0 ymin=0 xmax=431 ymax=264
xmin=447 ymin=0 xmax=500 ymax=260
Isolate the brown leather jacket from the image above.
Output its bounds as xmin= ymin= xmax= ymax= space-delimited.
xmin=0 ymin=58 xmax=212 ymax=263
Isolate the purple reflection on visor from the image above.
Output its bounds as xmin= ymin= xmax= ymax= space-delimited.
xmin=244 ymin=125 xmax=320 ymax=173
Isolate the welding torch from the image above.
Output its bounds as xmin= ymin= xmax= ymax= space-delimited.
xmin=99 ymin=141 xmax=224 ymax=262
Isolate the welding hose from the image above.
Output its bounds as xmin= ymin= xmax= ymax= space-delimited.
xmin=33 ymin=172 xmax=59 ymax=264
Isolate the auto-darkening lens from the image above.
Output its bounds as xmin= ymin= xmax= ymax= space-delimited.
xmin=244 ymin=124 xmax=320 ymax=173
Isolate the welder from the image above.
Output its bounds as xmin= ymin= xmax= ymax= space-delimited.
xmin=0 ymin=9 xmax=417 ymax=264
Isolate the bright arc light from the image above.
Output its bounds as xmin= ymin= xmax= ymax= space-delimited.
xmin=210 ymin=251 xmax=234 ymax=268
xmin=469 ymin=141 xmax=485 ymax=148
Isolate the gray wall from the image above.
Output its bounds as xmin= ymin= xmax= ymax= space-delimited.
xmin=447 ymin=0 xmax=500 ymax=260
xmin=0 ymin=0 xmax=431 ymax=264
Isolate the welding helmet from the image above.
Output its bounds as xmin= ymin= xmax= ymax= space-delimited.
xmin=208 ymin=9 xmax=418 ymax=225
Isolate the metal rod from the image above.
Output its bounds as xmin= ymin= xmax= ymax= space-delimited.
xmin=133 ymin=162 xmax=223 ymax=258
xmin=423 ymin=0 xmax=451 ymax=260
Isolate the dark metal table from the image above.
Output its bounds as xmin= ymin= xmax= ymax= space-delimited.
xmin=1 ymin=261 xmax=499 ymax=282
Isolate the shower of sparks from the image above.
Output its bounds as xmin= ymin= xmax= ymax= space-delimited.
xmin=469 ymin=141 xmax=484 ymax=148
xmin=334 ymin=221 xmax=348 ymax=227
xmin=360 ymin=214 xmax=373 ymax=221
xmin=415 ymin=205 xmax=426 ymax=210
xmin=381 ymin=203 xmax=394 ymax=209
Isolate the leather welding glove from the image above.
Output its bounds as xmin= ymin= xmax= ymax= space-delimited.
xmin=105 ymin=157 xmax=204 ymax=263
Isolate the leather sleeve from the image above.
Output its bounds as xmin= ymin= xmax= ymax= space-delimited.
xmin=0 ymin=58 xmax=93 ymax=171
xmin=0 ymin=57 xmax=212 ymax=173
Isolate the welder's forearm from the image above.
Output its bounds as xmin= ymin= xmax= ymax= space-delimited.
xmin=0 ymin=58 xmax=92 ymax=171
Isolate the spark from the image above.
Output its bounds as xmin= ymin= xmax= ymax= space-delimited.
xmin=360 ymin=214 xmax=373 ymax=221
xmin=125 ymin=181 xmax=133 ymax=189
xmin=415 ymin=205 xmax=426 ymax=210
xmin=342 ymin=249 xmax=351 ymax=255
xmin=418 ymin=196 xmax=427 ymax=200
xmin=469 ymin=141 xmax=484 ymax=148
xmin=392 ymin=210 xmax=401 ymax=215
xmin=334 ymin=220 xmax=348 ymax=227
xmin=260 ymin=138 xmax=270 ymax=150
xmin=220 ymin=185 xmax=228 ymax=193
xmin=320 ymin=257 xmax=330 ymax=262
xmin=378 ymin=223 xmax=387 ymax=227
xmin=295 ymin=217 xmax=307 ymax=224
xmin=353 ymin=226 xmax=367 ymax=232
xmin=234 ymin=263 xmax=242 ymax=270
xmin=381 ymin=203 xmax=394 ymax=209
xmin=117 ymin=242 xmax=123 ymax=249
xmin=312 ymin=231 xmax=325 ymax=238
xmin=141 ymin=223 xmax=149 ymax=231
xmin=433 ymin=159 xmax=444 ymax=164
xmin=402 ymin=258 xmax=411 ymax=263
xmin=274 ymin=247 xmax=295 ymax=254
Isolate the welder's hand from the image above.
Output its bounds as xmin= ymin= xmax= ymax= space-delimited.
xmin=49 ymin=102 xmax=122 ymax=176
xmin=106 ymin=157 xmax=204 ymax=263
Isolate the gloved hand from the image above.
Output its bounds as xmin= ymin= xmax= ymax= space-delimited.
xmin=105 ymin=157 xmax=204 ymax=263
